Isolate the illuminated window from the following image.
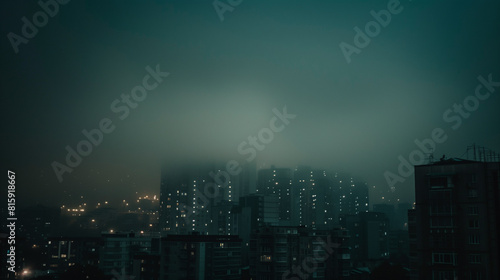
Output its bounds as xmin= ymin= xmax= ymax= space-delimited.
xmin=260 ymin=255 xmax=272 ymax=262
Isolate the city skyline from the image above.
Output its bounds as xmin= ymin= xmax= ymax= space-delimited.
xmin=2 ymin=1 xmax=500 ymax=279
xmin=2 ymin=0 xmax=500 ymax=209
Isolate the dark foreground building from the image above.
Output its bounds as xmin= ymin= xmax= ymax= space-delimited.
xmin=410 ymin=158 xmax=500 ymax=280
xmin=160 ymin=234 xmax=242 ymax=280
xmin=249 ymin=225 xmax=351 ymax=280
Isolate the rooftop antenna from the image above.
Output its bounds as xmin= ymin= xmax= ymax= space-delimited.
xmin=473 ymin=143 xmax=476 ymax=161
xmin=465 ymin=144 xmax=499 ymax=162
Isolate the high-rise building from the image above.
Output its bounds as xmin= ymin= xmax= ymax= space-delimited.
xmin=410 ymin=158 xmax=500 ymax=280
xmin=335 ymin=174 xmax=369 ymax=217
xmin=256 ymin=167 xmax=293 ymax=225
xmin=234 ymin=194 xmax=279 ymax=240
xmin=159 ymin=163 xmax=234 ymax=234
xmin=408 ymin=208 xmax=417 ymax=280
xmin=372 ymin=204 xmax=395 ymax=229
xmin=233 ymin=194 xmax=279 ymax=266
xmin=395 ymin=202 xmax=412 ymax=230
xmin=237 ymin=161 xmax=257 ymax=198
xmin=292 ymin=167 xmax=337 ymax=229
xmin=340 ymin=212 xmax=389 ymax=265
xmin=210 ymin=200 xmax=238 ymax=236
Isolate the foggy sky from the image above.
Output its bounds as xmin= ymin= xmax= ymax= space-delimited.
xmin=2 ymin=0 xmax=500 ymax=207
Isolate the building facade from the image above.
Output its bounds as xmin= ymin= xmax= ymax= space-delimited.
xmin=410 ymin=159 xmax=500 ymax=280
xmin=160 ymin=234 xmax=242 ymax=280
xmin=249 ymin=225 xmax=351 ymax=280
xmin=99 ymin=231 xmax=159 ymax=276
xmin=292 ymin=167 xmax=337 ymax=229
xmin=256 ymin=167 xmax=293 ymax=225
xmin=340 ymin=212 xmax=389 ymax=266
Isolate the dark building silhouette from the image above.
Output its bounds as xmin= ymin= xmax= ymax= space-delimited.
xmin=256 ymin=167 xmax=293 ymax=225
xmin=233 ymin=194 xmax=279 ymax=266
xmin=99 ymin=231 xmax=160 ymax=277
xmin=18 ymin=205 xmax=61 ymax=246
xmin=249 ymin=226 xmax=300 ymax=279
xmin=249 ymin=225 xmax=351 ymax=280
xmin=372 ymin=204 xmax=395 ymax=229
xmin=160 ymin=234 xmax=242 ymax=280
xmin=237 ymin=161 xmax=258 ymax=198
xmin=133 ymin=252 xmax=161 ymax=280
xmin=210 ymin=200 xmax=238 ymax=236
xmin=340 ymin=212 xmax=389 ymax=266
xmin=387 ymin=230 xmax=410 ymax=263
xmin=45 ymin=236 xmax=101 ymax=272
xmin=410 ymin=158 xmax=500 ymax=280
xmin=396 ymin=202 xmax=412 ymax=230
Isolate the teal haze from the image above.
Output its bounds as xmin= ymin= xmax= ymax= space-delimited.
xmin=1 ymin=0 xmax=499 ymax=207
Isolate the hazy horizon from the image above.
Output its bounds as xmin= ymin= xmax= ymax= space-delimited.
xmin=2 ymin=0 xmax=500 ymax=209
